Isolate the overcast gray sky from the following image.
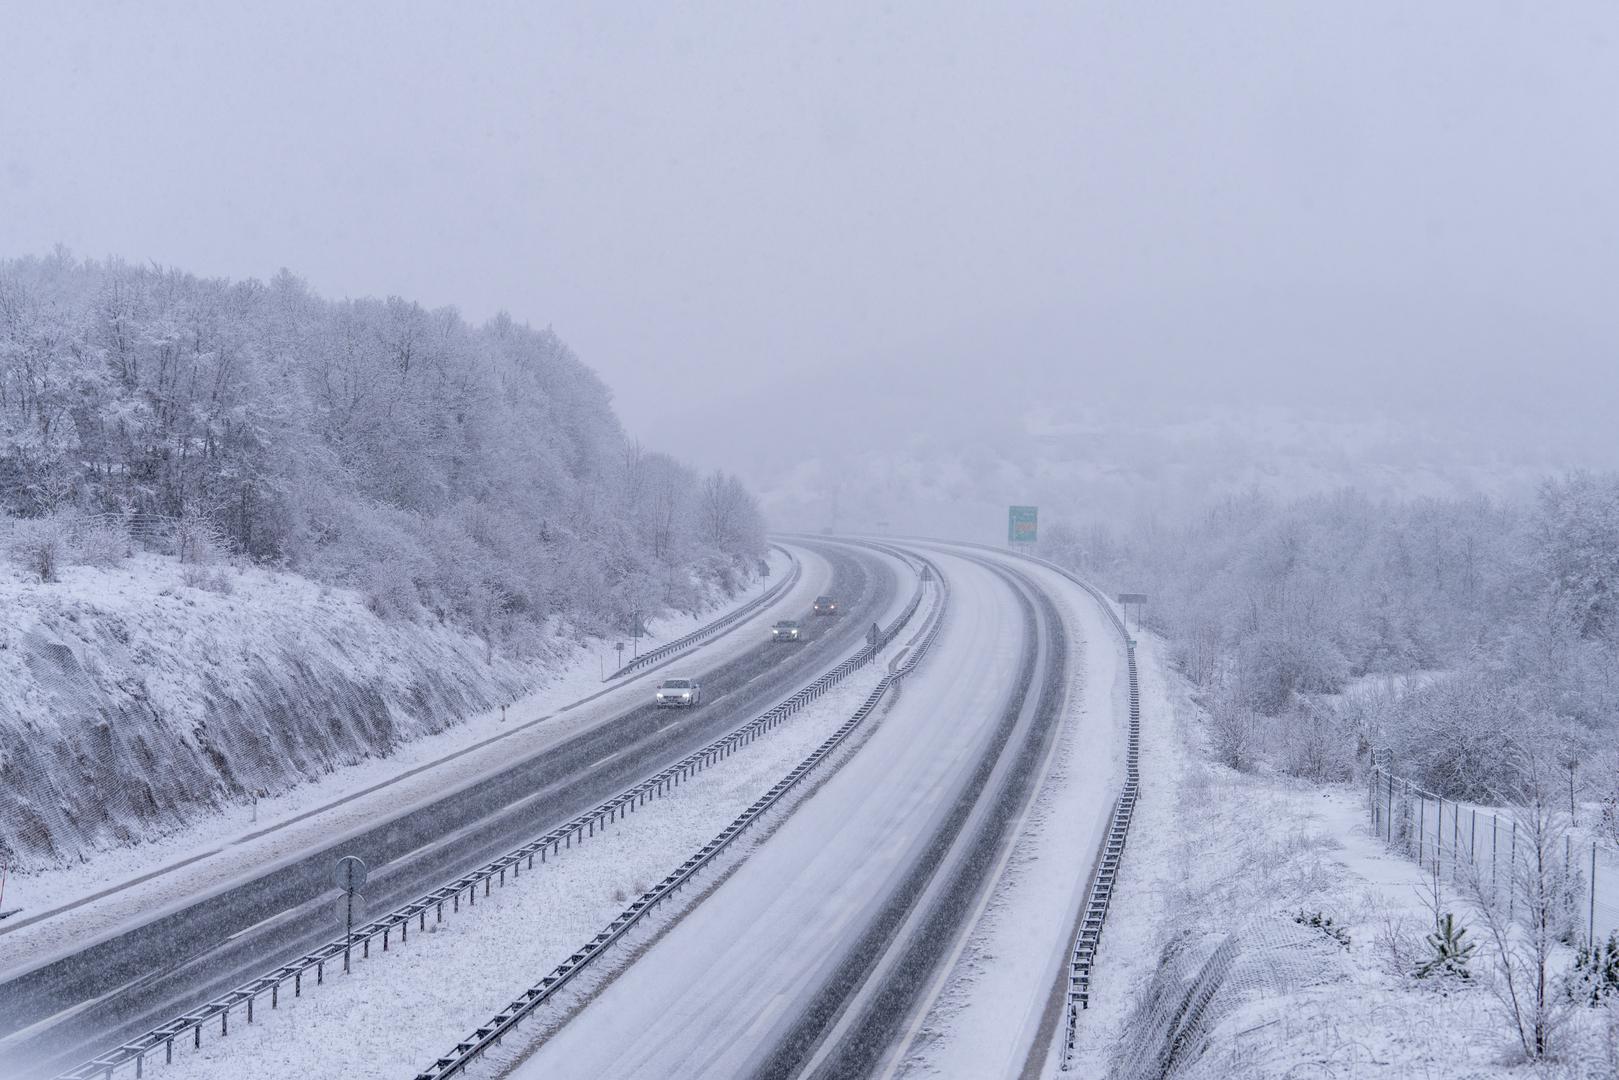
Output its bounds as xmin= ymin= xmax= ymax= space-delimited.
xmin=4 ymin=2 xmax=1617 ymax=500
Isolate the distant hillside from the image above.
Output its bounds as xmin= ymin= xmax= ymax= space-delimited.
xmin=761 ymin=402 xmax=1576 ymax=542
xmin=0 ymin=252 xmax=766 ymax=648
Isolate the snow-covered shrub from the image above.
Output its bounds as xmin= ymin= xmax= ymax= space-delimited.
xmin=1371 ymin=909 xmax=1424 ymax=977
xmin=1602 ymin=799 xmax=1619 ymax=850
xmin=1292 ymin=909 xmax=1351 ymax=948
xmin=180 ymin=564 xmax=234 ymax=594
xmin=1206 ymin=689 xmax=1259 ymax=772
xmin=71 ymin=518 xmax=131 ymax=567
xmin=5 ymin=513 xmax=71 ymax=582
xmin=1460 ymin=786 xmax=1576 ymax=1060
xmin=175 ymin=507 xmax=229 ymax=566
xmin=1276 ymin=701 xmax=1356 ymax=782
xmin=1568 ymin=933 xmax=1619 ymax=1008
xmin=1388 ymin=671 xmax=1540 ymax=802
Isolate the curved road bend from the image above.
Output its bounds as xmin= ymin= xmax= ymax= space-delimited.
xmin=506 ymin=547 xmax=1069 ymax=1080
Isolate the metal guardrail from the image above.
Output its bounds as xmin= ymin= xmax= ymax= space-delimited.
xmin=56 ymin=544 xmax=929 ymax=1080
xmin=605 ymin=544 xmax=801 ymax=680
xmin=411 ymin=545 xmax=949 ymax=1080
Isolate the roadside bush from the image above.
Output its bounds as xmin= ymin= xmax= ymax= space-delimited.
xmin=1276 ymin=701 xmax=1357 ymax=782
xmin=175 ymin=507 xmax=229 ymax=566
xmin=1388 ymin=671 xmax=1539 ymax=802
xmin=1600 ymin=784 xmax=1619 ymax=849
xmin=5 ymin=513 xmax=71 ymax=582
xmin=1293 ymin=909 xmax=1352 ymax=948
xmin=180 ymin=564 xmax=235 ymax=595
xmin=72 ymin=520 xmax=131 ymax=567
xmin=1568 ymin=933 xmax=1619 ymax=1008
xmin=1206 ymin=689 xmax=1260 ymax=772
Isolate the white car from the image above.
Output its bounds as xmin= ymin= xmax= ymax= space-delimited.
xmin=655 ymin=677 xmax=702 ymax=708
xmin=771 ymin=619 xmax=803 ymax=642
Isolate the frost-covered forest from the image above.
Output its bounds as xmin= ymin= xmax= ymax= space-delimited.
xmin=0 ymin=251 xmax=766 ymax=650
xmin=1050 ymin=476 xmax=1619 ymax=817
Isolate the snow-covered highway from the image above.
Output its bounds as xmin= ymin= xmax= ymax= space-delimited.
xmin=496 ymin=543 xmax=1127 ymax=1080
xmin=2 ymin=539 xmax=1135 ymax=1080
xmin=0 ymin=541 xmax=909 ymax=1080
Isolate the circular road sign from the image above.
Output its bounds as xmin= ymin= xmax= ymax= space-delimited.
xmin=332 ymin=855 xmax=368 ymax=894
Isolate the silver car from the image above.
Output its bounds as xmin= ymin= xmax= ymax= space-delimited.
xmin=771 ymin=619 xmax=803 ymax=642
xmin=654 ymin=677 xmax=701 ymax=708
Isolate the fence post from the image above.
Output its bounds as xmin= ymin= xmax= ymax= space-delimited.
xmin=1369 ymin=769 xmax=1378 ymax=833
xmin=1453 ymin=803 xmax=1460 ymax=876
xmin=1439 ymin=797 xmax=1447 ymax=879
xmin=1419 ymin=796 xmax=1426 ymax=868
xmin=1509 ymin=821 xmax=1517 ymax=921
xmin=1592 ymin=841 xmax=1598 ymax=945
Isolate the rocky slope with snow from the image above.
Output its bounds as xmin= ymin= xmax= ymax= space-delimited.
xmin=0 ymin=554 xmax=554 ymax=871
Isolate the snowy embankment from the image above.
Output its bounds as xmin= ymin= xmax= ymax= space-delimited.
xmin=1069 ymin=637 xmax=1619 ymax=1080
xmin=0 ymin=550 xmax=778 ymax=876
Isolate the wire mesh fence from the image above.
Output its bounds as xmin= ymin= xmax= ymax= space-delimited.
xmin=1367 ymin=766 xmax=1618 ymax=946
xmin=1107 ymin=918 xmax=1347 ymax=1080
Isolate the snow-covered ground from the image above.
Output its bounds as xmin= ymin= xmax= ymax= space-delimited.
xmin=0 ymin=545 xmax=811 ymax=980
xmin=1069 ymin=635 xmax=1619 ymax=1079
xmin=505 ymin=551 xmax=1029 ymax=1079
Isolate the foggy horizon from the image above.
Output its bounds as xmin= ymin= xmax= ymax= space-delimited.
xmin=7 ymin=1 xmax=1619 ymax=534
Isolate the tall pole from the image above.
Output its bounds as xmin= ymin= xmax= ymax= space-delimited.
xmin=1591 ymin=841 xmax=1598 ymax=945
xmin=344 ymin=887 xmax=354 ymax=974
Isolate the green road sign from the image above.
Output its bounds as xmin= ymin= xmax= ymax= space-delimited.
xmin=1009 ymin=505 xmax=1038 ymax=544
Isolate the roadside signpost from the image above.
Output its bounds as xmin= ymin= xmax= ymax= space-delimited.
xmin=1008 ymin=506 xmax=1038 ymax=547
xmin=1116 ymin=592 xmax=1148 ymax=632
xmin=333 ymin=855 xmax=368 ymax=973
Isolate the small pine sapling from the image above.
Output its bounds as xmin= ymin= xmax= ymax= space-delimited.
xmin=1416 ymin=912 xmax=1476 ymax=981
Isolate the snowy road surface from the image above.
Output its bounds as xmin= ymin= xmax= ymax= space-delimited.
xmin=894 ymin=547 xmax=1127 ymax=1079
xmin=0 ymin=542 xmax=905 ymax=1079
xmin=506 ymin=547 xmax=1089 ymax=1079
